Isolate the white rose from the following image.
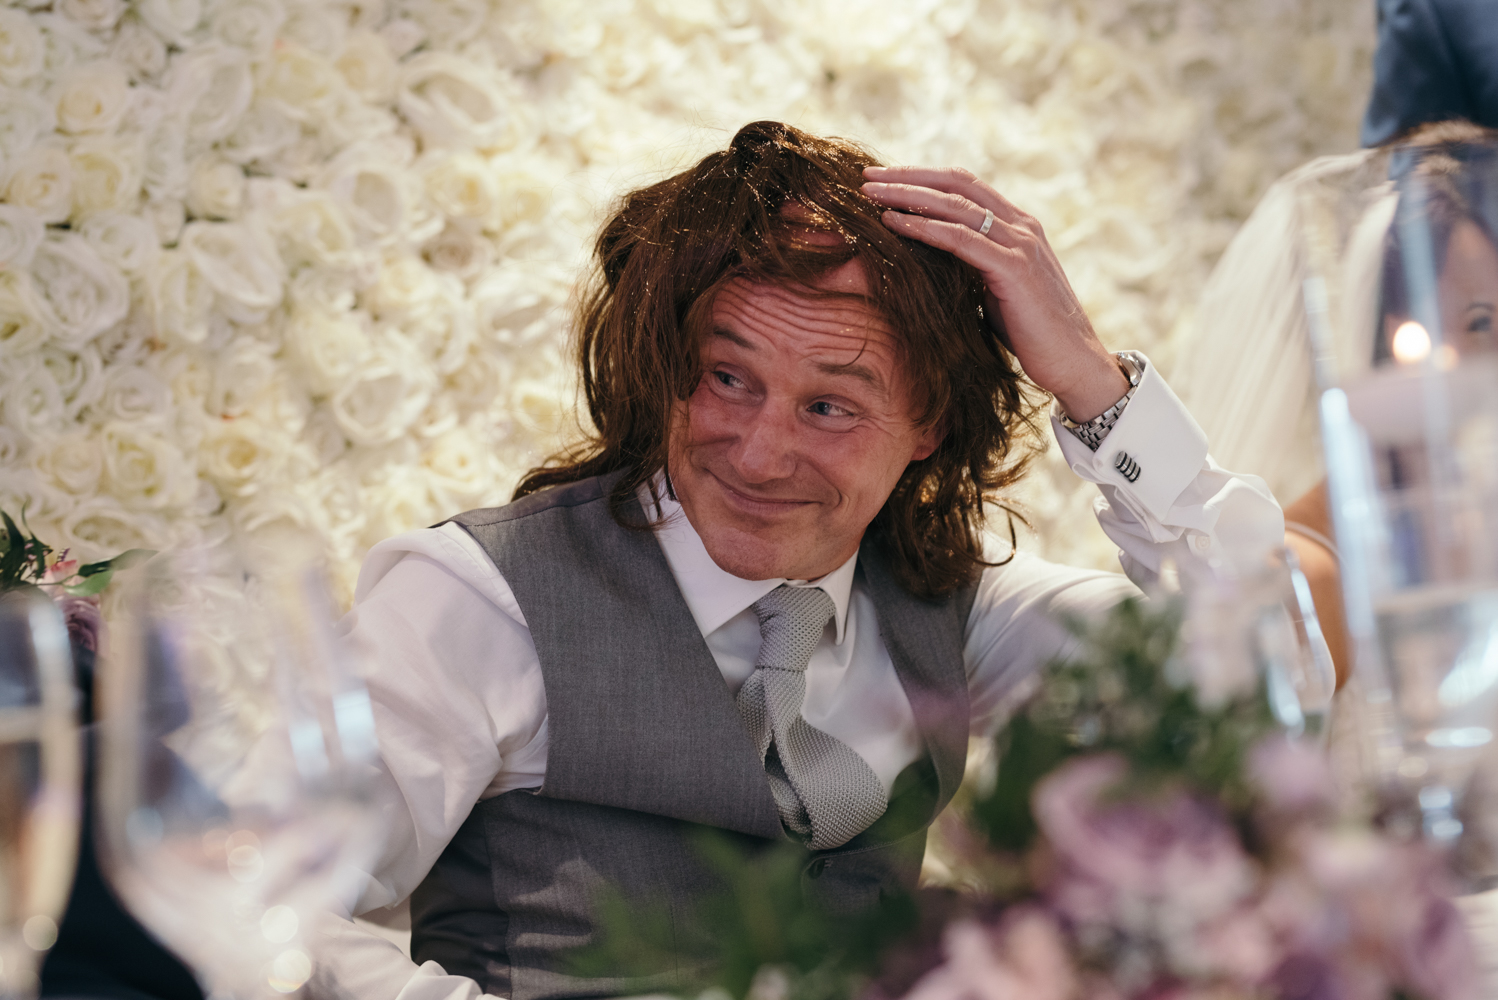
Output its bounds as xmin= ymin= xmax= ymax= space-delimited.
xmin=0 ymin=205 xmax=45 ymax=273
xmin=0 ymin=424 xmax=23 ymax=466
xmin=6 ymin=143 xmax=74 ymax=224
xmin=470 ymin=262 xmax=567 ymax=347
xmin=284 ymin=304 xmax=372 ymax=395
xmin=110 ymin=17 xmax=168 ymax=80
xmin=99 ymin=362 xmax=173 ymax=424
xmin=421 ymin=424 xmax=492 ymax=502
xmin=221 ymin=107 xmax=297 ymax=173
xmin=507 ymin=373 xmax=571 ymax=439
xmin=37 ymin=12 xmax=106 ymax=79
xmin=78 ymin=211 xmax=160 ymax=275
xmin=0 ymin=87 xmax=56 ymax=164
xmin=336 ymin=31 xmax=396 ymax=104
xmin=137 ymin=0 xmax=202 ymax=46
xmin=0 ymin=271 xmax=48 ymax=358
xmin=330 ymin=346 xmax=435 ymax=446
xmin=146 ymin=248 xmax=213 ymax=344
xmin=0 ymin=468 xmax=74 ymax=529
xmin=62 ymin=497 xmax=170 ymax=559
xmin=55 ymin=60 xmax=132 ymax=134
xmin=143 ymin=114 xmax=189 ymax=201
xmin=186 ymin=155 xmax=246 ymax=220
xmin=58 ymin=0 xmax=125 ymax=32
xmin=208 ymin=335 xmax=278 ymax=418
xmin=393 ymin=0 xmax=485 ymax=49
xmin=397 ymin=52 xmax=514 ymax=150
xmin=208 ymin=0 xmax=285 ymax=56
xmin=267 ymin=189 xmax=370 ymax=276
xmin=362 ymin=467 xmax=443 ymax=546
xmin=33 ymin=430 xmax=104 ymax=496
xmin=280 ymin=0 xmax=348 ymax=57
xmin=302 ymin=405 xmax=349 ymax=464
xmin=0 ymin=8 xmax=45 ymax=87
xmin=316 ymin=139 xmax=433 ymax=248
xmin=166 ymin=44 xmax=254 ymax=148
xmin=201 ymin=416 xmax=286 ymax=497
xmin=442 ymin=339 xmax=511 ymax=417
xmin=101 ymin=421 xmax=193 ymax=509
xmin=257 ymin=43 xmax=345 ymax=123
xmin=69 ymin=136 xmax=145 ymax=216
xmin=180 ymin=220 xmax=284 ymax=322
xmin=41 ymin=342 xmax=105 ymax=419
xmin=30 ymin=233 xmax=130 ymax=347
xmin=145 ymin=197 xmax=186 ymax=246
xmin=0 ymin=355 xmax=65 ymax=437
xmin=420 ymin=149 xmax=499 ymax=224
xmin=421 ymin=218 xmax=491 ymax=282
xmin=379 ymin=17 xmax=424 ymax=59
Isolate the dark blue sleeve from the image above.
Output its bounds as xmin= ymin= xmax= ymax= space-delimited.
xmin=1361 ymin=0 xmax=1498 ymax=146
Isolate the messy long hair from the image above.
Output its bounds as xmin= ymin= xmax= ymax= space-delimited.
xmin=516 ymin=121 xmax=1045 ymax=599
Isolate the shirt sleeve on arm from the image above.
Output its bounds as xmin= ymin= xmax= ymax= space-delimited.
xmin=1051 ymin=354 xmax=1285 ymax=589
xmin=313 ymin=525 xmax=547 ymax=1000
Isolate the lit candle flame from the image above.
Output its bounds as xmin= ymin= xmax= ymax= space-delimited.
xmin=1392 ymin=320 xmax=1432 ymax=363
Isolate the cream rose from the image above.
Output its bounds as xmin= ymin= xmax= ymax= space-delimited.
xmin=396 ymin=52 xmax=514 ymax=149
xmin=302 ymin=405 xmax=350 ymax=465
xmin=208 ymin=0 xmax=285 ymax=56
xmin=421 ymin=424 xmax=492 ymax=503
xmin=267 ymin=189 xmax=370 ymax=276
xmin=257 ymin=43 xmax=345 ymax=123
xmin=208 ymin=336 xmax=279 ymax=418
xmin=398 ymin=0 xmax=486 ymax=49
xmin=330 ymin=347 xmax=436 ymax=446
xmin=421 ymin=218 xmax=492 ymax=282
xmin=442 ymin=339 xmax=511 ymax=417
xmin=186 ymin=155 xmax=246 ymax=220
xmin=138 ymin=0 xmax=202 ymax=46
xmin=179 ymin=220 xmax=285 ymax=322
xmin=6 ymin=143 xmax=74 ymax=224
xmin=221 ymin=102 xmax=300 ymax=167
xmin=41 ymin=342 xmax=105 ymax=420
xmin=0 ymin=8 xmax=45 ymax=87
xmin=0 ymin=425 xmax=22 ymax=467
xmin=145 ymin=197 xmax=186 ymax=246
xmin=99 ymin=362 xmax=173 ymax=424
xmin=0 ymin=88 xmax=56 ymax=165
xmin=284 ymin=304 xmax=373 ymax=396
xmin=379 ymin=17 xmax=424 ymax=58
xmin=110 ymin=17 xmax=167 ymax=79
xmin=55 ymin=60 xmax=132 ymax=134
xmin=59 ymin=0 xmax=126 ymax=32
xmin=1 ymin=355 xmax=65 ymax=437
xmin=167 ymin=44 xmax=254 ymax=148
xmin=30 ymin=233 xmax=130 ymax=347
xmin=62 ymin=496 xmax=168 ymax=558
xmin=0 ymin=205 xmax=45 ymax=273
xmin=33 ymin=430 xmax=104 ymax=496
xmin=336 ymin=31 xmax=397 ymax=104
xmin=143 ymin=115 xmax=189 ymax=202
xmin=280 ymin=2 xmax=347 ymax=58
xmin=0 ymin=271 xmax=48 ymax=358
xmin=201 ymin=416 xmax=285 ymax=497
xmin=78 ymin=211 xmax=160 ymax=275
xmin=420 ymin=149 xmax=499 ymax=224
xmin=146 ymin=248 xmax=213 ymax=344
xmin=316 ymin=140 xmax=432 ymax=248
xmin=102 ymin=421 xmax=194 ymax=510
xmin=69 ymin=136 xmax=145 ymax=217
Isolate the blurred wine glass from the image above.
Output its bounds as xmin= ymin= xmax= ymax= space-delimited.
xmin=0 ymin=589 xmax=81 ymax=998
xmin=95 ymin=543 xmax=381 ymax=998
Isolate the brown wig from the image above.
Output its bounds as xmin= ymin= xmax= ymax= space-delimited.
xmin=515 ymin=120 xmax=1045 ymax=599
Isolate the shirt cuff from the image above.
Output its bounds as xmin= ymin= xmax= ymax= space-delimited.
xmin=1051 ymin=352 xmax=1210 ymax=524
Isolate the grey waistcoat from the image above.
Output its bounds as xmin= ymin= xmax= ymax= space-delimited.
xmin=409 ymin=474 xmax=976 ymax=1000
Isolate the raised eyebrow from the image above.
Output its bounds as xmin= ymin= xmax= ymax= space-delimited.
xmin=812 ymin=359 xmax=888 ymax=397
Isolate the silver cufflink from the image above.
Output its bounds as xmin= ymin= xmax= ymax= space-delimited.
xmin=1113 ymin=452 xmax=1140 ymax=483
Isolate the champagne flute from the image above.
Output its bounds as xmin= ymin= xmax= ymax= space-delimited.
xmin=0 ymin=589 xmax=81 ymax=999
xmin=95 ymin=544 xmax=381 ymax=998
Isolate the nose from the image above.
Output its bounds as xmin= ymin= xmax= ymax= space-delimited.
xmin=727 ymin=401 xmax=799 ymax=485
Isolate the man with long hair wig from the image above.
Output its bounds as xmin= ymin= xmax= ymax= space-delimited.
xmin=314 ymin=122 xmax=1283 ymax=998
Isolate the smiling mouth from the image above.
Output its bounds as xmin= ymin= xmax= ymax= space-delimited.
xmin=709 ymin=472 xmax=814 ymax=514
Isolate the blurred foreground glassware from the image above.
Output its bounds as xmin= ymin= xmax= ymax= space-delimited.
xmin=1297 ymin=137 xmax=1498 ymax=846
xmin=96 ymin=544 xmax=381 ymax=998
xmin=1178 ymin=547 xmax=1338 ymax=739
xmin=0 ymin=590 xmax=80 ymax=999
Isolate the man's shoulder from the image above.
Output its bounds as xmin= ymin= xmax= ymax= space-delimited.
xmin=442 ymin=474 xmax=620 ymax=531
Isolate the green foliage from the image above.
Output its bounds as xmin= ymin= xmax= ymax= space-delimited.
xmin=970 ymin=597 xmax=1279 ymax=860
xmin=0 ymin=506 xmax=154 ymax=595
xmin=569 ymin=832 xmax=919 ymax=1000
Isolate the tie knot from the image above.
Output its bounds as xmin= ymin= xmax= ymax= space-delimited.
xmin=751 ymin=585 xmax=834 ymax=673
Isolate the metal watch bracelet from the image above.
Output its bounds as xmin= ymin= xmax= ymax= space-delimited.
xmin=1059 ymin=351 xmax=1145 ymax=452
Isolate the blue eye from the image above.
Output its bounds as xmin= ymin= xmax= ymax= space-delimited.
xmin=808 ymin=401 xmax=851 ymax=418
xmin=714 ymin=371 xmax=743 ymax=389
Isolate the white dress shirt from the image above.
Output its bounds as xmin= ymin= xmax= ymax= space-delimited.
xmin=308 ymin=356 xmax=1284 ymax=1000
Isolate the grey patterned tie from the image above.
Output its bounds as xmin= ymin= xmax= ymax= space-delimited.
xmin=736 ymin=585 xmax=888 ymax=850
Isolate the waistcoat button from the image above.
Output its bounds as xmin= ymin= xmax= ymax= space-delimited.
xmin=807 ymin=859 xmax=827 ymax=878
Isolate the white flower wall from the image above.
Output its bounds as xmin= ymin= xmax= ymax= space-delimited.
xmin=0 ymin=0 xmax=1372 ymax=607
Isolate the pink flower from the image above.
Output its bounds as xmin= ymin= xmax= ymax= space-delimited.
xmin=1032 ymin=755 xmax=1257 ymax=933
xmin=1248 ymin=736 xmax=1335 ymax=817
xmin=900 ymin=908 xmax=1076 ymax=1000
xmin=44 ymin=554 xmax=78 ymax=584
xmin=57 ymin=594 xmax=102 ymax=653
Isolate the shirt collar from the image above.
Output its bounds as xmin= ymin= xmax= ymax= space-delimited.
xmin=640 ymin=478 xmax=856 ymax=644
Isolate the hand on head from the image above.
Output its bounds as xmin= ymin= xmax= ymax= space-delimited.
xmin=861 ymin=165 xmax=1129 ymax=422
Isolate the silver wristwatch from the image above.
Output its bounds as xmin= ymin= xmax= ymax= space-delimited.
xmin=1059 ymin=351 xmax=1145 ymax=452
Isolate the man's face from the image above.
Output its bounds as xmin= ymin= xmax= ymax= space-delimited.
xmin=667 ymin=261 xmax=942 ymax=582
